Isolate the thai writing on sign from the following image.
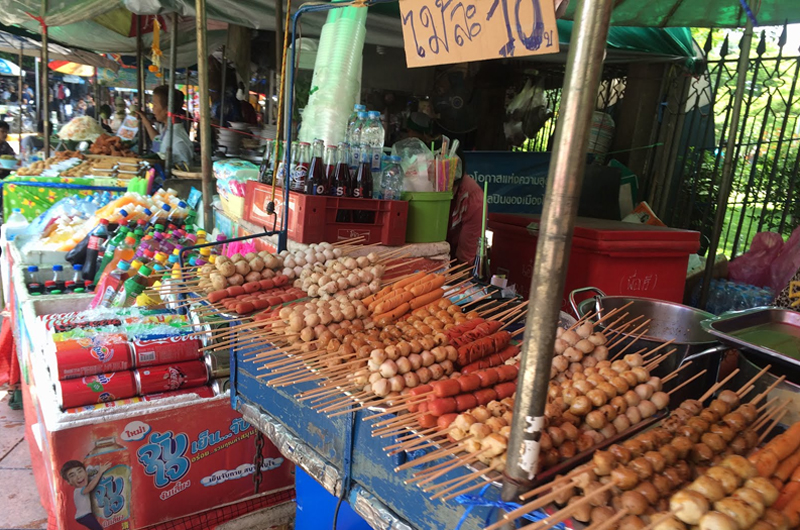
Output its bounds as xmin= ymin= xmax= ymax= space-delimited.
xmin=399 ymin=0 xmax=559 ymax=68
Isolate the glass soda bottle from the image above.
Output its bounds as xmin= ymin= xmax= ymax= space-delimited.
xmin=324 ymin=144 xmax=337 ymax=183
xmin=305 ymin=140 xmax=328 ymax=196
xmin=353 ymin=152 xmax=375 ymax=223
xmin=290 ymin=141 xmax=310 ymax=192
xmin=259 ymin=139 xmax=274 ymax=184
xmin=332 ymin=143 xmax=352 ymax=223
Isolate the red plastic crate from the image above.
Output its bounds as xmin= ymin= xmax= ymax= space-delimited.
xmin=243 ymin=181 xmax=408 ymax=245
xmin=488 ymin=214 xmax=700 ymax=309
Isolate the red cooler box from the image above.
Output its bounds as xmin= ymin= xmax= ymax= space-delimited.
xmin=488 ymin=214 xmax=700 ymax=309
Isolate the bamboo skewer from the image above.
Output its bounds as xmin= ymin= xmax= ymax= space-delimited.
xmin=752 ymin=375 xmax=786 ymax=405
xmin=411 ymin=447 xmax=489 ymax=486
xmin=698 ymin=368 xmax=740 ymax=401
xmin=485 ymin=481 xmax=581 ymax=530
xmin=736 ymin=364 xmax=772 ymax=396
xmin=439 ymin=475 xmax=500 ymax=501
xmin=661 ymin=361 xmax=692 ymax=384
xmin=758 ymin=407 xmax=790 ymax=445
xmin=518 ymin=482 xmax=617 ymax=530
xmin=668 ymin=369 xmax=708 ymax=396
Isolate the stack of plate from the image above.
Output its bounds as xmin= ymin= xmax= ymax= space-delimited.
xmin=218 ymin=122 xmax=249 ymax=156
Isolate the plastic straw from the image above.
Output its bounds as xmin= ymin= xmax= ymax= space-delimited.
xmin=480 ymin=180 xmax=488 ymax=259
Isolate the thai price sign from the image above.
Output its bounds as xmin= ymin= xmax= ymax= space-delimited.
xmin=399 ymin=0 xmax=559 ymax=68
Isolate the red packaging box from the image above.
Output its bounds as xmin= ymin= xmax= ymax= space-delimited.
xmin=488 ymin=214 xmax=700 ymax=309
xmin=243 ymin=181 xmax=408 ymax=245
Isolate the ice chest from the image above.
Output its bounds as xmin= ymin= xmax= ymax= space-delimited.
xmin=488 ymin=214 xmax=700 ymax=307
xmin=243 ymin=181 xmax=408 ymax=245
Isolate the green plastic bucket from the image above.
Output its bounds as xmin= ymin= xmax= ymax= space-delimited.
xmin=401 ymin=191 xmax=453 ymax=243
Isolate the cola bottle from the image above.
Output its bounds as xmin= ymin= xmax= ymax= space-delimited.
xmin=331 ymin=143 xmax=352 ymax=223
xmin=290 ymin=141 xmax=310 ymax=192
xmin=353 ymin=148 xmax=375 ymax=224
xmin=305 ymin=140 xmax=328 ymax=196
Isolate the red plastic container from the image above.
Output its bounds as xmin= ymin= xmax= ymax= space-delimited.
xmin=487 ymin=214 xmax=700 ymax=309
xmin=243 ymin=181 xmax=408 ymax=245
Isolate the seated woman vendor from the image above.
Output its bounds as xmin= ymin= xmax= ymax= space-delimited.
xmin=135 ymin=85 xmax=193 ymax=168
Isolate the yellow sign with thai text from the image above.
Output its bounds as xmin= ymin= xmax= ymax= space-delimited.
xmin=399 ymin=0 xmax=560 ymax=68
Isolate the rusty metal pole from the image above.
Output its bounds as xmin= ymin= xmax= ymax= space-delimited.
xmin=699 ymin=20 xmax=754 ymax=309
xmin=165 ymin=12 xmax=179 ymax=178
xmin=500 ymin=0 xmax=615 ymax=512
xmin=195 ymin=0 xmax=213 ymax=230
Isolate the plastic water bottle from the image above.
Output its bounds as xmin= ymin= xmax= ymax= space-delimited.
xmin=363 ymin=111 xmax=385 ymax=173
xmin=380 ymin=156 xmax=405 ymax=200
xmin=350 ymin=111 xmax=368 ymax=171
xmin=4 ymin=208 xmax=29 ymax=241
xmin=345 ymin=104 xmax=366 ymax=143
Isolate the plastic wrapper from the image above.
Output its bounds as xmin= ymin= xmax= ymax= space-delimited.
xmin=57 ymin=116 xmax=106 ymax=142
xmin=391 ymin=138 xmax=435 ymax=192
xmin=770 ymin=226 xmax=800 ymax=294
xmin=729 ymin=232 xmax=785 ymax=288
xmin=213 ymin=159 xmax=260 ymax=199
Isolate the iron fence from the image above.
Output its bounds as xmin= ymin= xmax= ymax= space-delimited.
xmin=653 ymin=27 xmax=800 ymax=258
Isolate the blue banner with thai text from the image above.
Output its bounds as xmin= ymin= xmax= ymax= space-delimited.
xmin=463 ymin=151 xmax=550 ymax=214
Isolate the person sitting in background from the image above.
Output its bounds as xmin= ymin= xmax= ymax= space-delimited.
xmin=238 ymin=82 xmax=258 ymax=126
xmin=98 ymin=105 xmax=114 ymax=134
xmin=0 ymin=121 xmax=16 ymax=179
xmin=21 ymin=120 xmax=52 ymax=155
xmin=134 ymin=85 xmax=193 ymax=168
xmin=446 ymin=148 xmax=484 ymax=265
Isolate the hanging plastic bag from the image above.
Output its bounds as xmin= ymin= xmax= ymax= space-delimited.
xmin=769 ymin=226 xmax=800 ymax=293
xmin=392 ymin=138 xmax=435 ymax=192
xmin=728 ymin=232 xmax=784 ymax=287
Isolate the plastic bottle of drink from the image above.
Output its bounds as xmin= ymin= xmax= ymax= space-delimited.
xmin=345 ymin=104 xmax=366 ymax=143
xmin=70 ymin=264 xmax=83 ymax=292
xmin=149 ymin=204 xmax=172 ymax=228
xmin=100 ymin=235 xmax=137 ymax=280
xmin=94 ymin=227 xmax=131 ymax=283
xmin=111 ymin=265 xmax=152 ymax=308
xmin=380 ymin=156 xmax=405 ymax=200
xmin=4 ymin=208 xmax=29 ymax=241
xmin=43 ymin=281 xmax=56 ymax=295
xmin=82 ymin=219 xmax=109 ymax=281
xmin=89 ymin=261 xmax=131 ymax=308
xmin=363 ymin=111 xmax=386 ymax=173
xmin=350 ymin=111 xmax=368 ymax=172
xmin=305 ymin=140 xmax=328 ymax=196
xmin=26 ymin=266 xmax=42 ymax=294
xmin=290 ymin=142 xmax=311 ymax=192
xmin=331 ymin=143 xmax=352 ymax=223
xmin=52 ymin=265 xmax=66 ymax=291
xmin=166 ymin=201 xmax=189 ymax=227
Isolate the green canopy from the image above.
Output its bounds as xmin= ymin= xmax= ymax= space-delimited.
xmin=561 ymin=0 xmax=800 ymax=27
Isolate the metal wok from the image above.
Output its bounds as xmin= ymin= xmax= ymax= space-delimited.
xmin=570 ymin=287 xmax=726 ymax=403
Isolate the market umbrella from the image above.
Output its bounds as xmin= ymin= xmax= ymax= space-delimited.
xmin=48 ymin=60 xmax=94 ymax=77
xmin=0 ymin=57 xmax=21 ymax=76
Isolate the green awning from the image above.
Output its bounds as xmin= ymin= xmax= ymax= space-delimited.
xmin=562 ymin=0 xmax=800 ymax=28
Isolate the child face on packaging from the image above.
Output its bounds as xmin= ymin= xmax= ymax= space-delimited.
xmin=65 ymin=466 xmax=89 ymax=488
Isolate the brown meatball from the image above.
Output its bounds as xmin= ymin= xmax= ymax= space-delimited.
xmin=670 ymin=436 xmax=695 ymax=459
xmin=659 ymin=444 xmax=679 ymax=466
xmin=623 ymin=439 xmax=647 ymax=458
xmin=710 ymin=423 xmax=737 ymax=443
xmin=629 ymin=457 xmax=655 ymax=481
xmin=612 ymin=465 xmax=640 ymax=490
xmin=637 ymin=431 xmax=660 ymax=452
xmin=687 ymin=476 xmax=726 ymax=502
xmin=687 ymin=417 xmax=710 ymax=434
xmin=634 ymin=481 xmax=660 ymax=505
xmin=738 ymin=403 xmax=757 ymax=424
xmin=718 ymin=389 xmax=740 ymax=409
xmin=691 ymin=443 xmax=715 ymax=464
xmin=590 ymin=507 xmax=615 ymax=526
xmin=722 ymin=412 xmax=747 ymax=432
xmin=644 ymin=451 xmax=667 ymax=473
xmin=680 ymin=399 xmax=703 ymax=415
xmin=670 ymin=490 xmax=709 ymax=525
xmin=676 ymin=425 xmax=701 ymax=443
xmin=621 ymin=491 xmax=650 ymax=516
xmin=663 ymin=468 xmax=683 ymax=489
xmin=609 ymin=444 xmax=633 ymax=465
xmin=701 ymin=432 xmax=727 ymax=453
xmin=584 ymin=480 xmax=611 ymax=507
xmin=618 ymin=515 xmax=646 ymax=530
xmin=652 ymin=473 xmax=672 ymax=497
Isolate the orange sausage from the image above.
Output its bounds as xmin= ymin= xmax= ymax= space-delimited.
xmin=373 ymin=291 xmax=414 ymax=315
xmin=208 ymin=289 xmax=229 ymax=303
xmin=775 ymin=446 xmax=800 ymax=482
xmin=403 ymin=273 xmax=437 ymax=291
xmin=393 ymin=271 xmax=427 ymax=290
xmin=409 ymin=288 xmax=445 ymax=310
xmin=774 ymin=481 xmax=800 ymax=510
xmin=409 ymin=275 xmax=447 ymax=297
xmin=372 ymin=302 xmax=411 ymax=323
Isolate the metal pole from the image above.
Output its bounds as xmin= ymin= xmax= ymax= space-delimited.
xmin=18 ymin=42 xmax=23 ymax=153
xmin=165 ymin=12 xmax=179 ymax=177
xmin=500 ymin=0 xmax=614 ymax=508
xmin=41 ymin=24 xmax=49 ymax=156
xmin=136 ymin=15 xmax=145 ymax=154
xmin=219 ymin=45 xmax=226 ymax=126
xmin=699 ymin=21 xmax=754 ymax=310
xmin=93 ymin=69 xmax=100 ymax=123
xmin=196 ymin=0 xmax=214 ymax=230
